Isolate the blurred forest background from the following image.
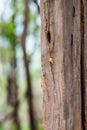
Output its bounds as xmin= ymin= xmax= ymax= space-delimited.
xmin=0 ymin=0 xmax=43 ymax=130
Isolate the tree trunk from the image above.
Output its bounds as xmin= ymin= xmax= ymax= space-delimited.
xmin=40 ymin=0 xmax=87 ymax=130
xmin=7 ymin=0 xmax=20 ymax=128
xmin=11 ymin=1 xmax=20 ymax=128
xmin=33 ymin=0 xmax=40 ymax=13
xmin=7 ymin=48 xmax=20 ymax=130
xmin=21 ymin=0 xmax=37 ymax=130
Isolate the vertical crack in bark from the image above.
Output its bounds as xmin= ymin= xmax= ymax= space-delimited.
xmin=71 ymin=34 xmax=73 ymax=65
xmin=71 ymin=34 xmax=73 ymax=46
xmin=80 ymin=0 xmax=85 ymax=129
xmin=47 ymin=31 xmax=51 ymax=43
xmin=73 ymin=6 xmax=75 ymax=17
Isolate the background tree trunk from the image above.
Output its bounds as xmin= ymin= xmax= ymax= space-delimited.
xmin=21 ymin=0 xmax=37 ymax=130
xmin=40 ymin=0 xmax=87 ymax=130
xmin=7 ymin=0 xmax=20 ymax=129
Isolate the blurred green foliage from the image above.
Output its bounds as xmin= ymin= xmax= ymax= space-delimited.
xmin=0 ymin=22 xmax=15 ymax=46
xmin=0 ymin=125 xmax=4 ymax=130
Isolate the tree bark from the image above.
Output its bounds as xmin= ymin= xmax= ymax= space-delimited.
xmin=40 ymin=0 xmax=87 ymax=130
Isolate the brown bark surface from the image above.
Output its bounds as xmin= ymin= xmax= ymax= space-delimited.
xmin=40 ymin=0 xmax=87 ymax=130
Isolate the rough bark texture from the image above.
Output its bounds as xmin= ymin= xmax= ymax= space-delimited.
xmin=40 ymin=0 xmax=87 ymax=130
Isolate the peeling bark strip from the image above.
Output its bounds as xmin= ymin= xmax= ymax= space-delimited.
xmin=80 ymin=0 xmax=85 ymax=129
xmin=41 ymin=0 xmax=87 ymax=130
xmin=84 ymin=1 xmax=87 ymax=128
xmin=81 ymin=0 xmax=87 ymax=129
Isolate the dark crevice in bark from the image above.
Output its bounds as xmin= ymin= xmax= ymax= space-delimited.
xmin=70 ymin=34 xmax=73 ymax=65
xmin=80 ymin=0 xmax=85 ymax=130
xmin=71 ymin=34 xmax=73 ymax=46
xmin=47 ymin=31 xmax=51 ymax=43
xmin=73 ymin=6 xmax=75 ymax=17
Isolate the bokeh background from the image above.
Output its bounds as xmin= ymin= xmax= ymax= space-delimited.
xmin=0 ymin=0 xmax=43 ymax=130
